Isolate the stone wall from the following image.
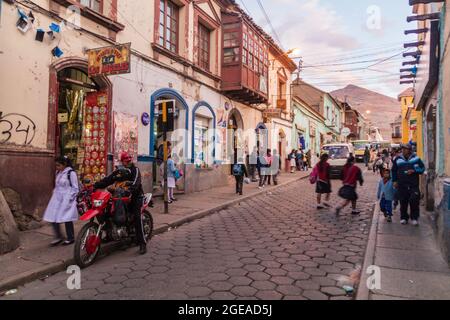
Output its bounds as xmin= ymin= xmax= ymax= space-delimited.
xmin=184 ymin=164 xmax=231 ymax=194
xmin=0 ymin=190 xmax=20 ymax=254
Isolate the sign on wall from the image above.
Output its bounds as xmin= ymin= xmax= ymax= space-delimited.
xmin=87 ymin=43 xmax=131 ymax=77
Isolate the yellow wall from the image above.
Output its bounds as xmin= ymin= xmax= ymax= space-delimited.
xmin=401 ymin=96 xmax=414 ymax=145
xmin=400 ymin=95 xmax=424 ymax=158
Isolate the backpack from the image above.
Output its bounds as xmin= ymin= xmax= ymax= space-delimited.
xmin=67 ymin=169 xmax=76 ymax=188
xmin=233 ymin=164 xmax=243 ymax=176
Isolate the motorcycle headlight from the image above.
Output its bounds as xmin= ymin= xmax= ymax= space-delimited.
xmin=93 ymin=200 xmax=104 ymax=208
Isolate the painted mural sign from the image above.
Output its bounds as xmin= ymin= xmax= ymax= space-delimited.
xmin=113 ymin=112 xmax=138 ymax=166
xmin=0 ymin=112 xmax=36 ymax=145
xmin=87 ymin=43 xmax=131 ymax=77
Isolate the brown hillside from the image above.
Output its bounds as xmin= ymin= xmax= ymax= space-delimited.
xmin=331 ymin=85 xmax=401 ymax=140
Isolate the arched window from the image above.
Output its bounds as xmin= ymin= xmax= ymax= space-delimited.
xmin=192 ymin=102 xmax=216 ymax=168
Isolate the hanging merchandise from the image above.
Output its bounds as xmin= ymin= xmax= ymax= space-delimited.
xmin=52 ymin=46 xmax=64 ymax=57
xmin=35 ymin=28 xmax=45 ymax=42
xmin=28 ymin=11 xmax=34 ymax=23
xmin=49 ymin=22 xmax=60 ymax=33
xmin=16 ymin=8 xmax=29 ymax=33
xmin=82 ymin=92 xmax=109 ymax=183
xmin=47 ymin=31 xmax=55 ymax=40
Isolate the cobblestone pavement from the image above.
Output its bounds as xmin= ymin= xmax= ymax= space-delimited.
xmin=2 ymin=168 xmax=378 ymax=300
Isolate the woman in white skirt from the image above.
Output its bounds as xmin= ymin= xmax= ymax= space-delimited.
xmin=43 ymin=156 xmax=79 ymax=246
xmin=167 ymin=155 xmax=178 ymax=203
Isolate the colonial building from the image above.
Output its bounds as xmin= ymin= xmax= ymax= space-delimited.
xmin=404 ymin=0 xmax=449 ymax=261
xmin=0 ymin=0 xmax=296 ymax=218
xmin=398 ymin=88 xmax=423 ymax=157
xmin=390 ymin=115 xmax=403 ymax=144
xmin=291 ymin=79 xmax=345 ymax=145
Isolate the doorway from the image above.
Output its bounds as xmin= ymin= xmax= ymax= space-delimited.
xmin=55 ymin=67 xmax=109 ymax=182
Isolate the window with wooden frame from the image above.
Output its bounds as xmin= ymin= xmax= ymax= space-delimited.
xmin=80 ymin=0 xmax=102 ymax=13
xmin=198 ymin=23 xmax=211 ymax=71
xmin=223 ymin=22 xmax=240 ymax=64
xmin=159 ymin=0 xmax=179 ymax=53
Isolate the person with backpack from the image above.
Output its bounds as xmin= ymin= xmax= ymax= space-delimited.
xmin=335 ymin=156 xmax=364 ymax=216
xmin=233 ymin=157 xmax=249 ymax=195
xmin=311 ymin=153 xmax=332 ymax=209
xmin=43 ymin=156 xmax=79 ymax=246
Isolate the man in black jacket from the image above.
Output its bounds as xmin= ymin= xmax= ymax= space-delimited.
xmin=391 ymin=144 xmax=425 ymax=226
xmin=94 ymin=152 xmax=147 ymax=254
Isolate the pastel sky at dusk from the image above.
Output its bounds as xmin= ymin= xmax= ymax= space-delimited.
xmin=241 ymin=0 xmax=416 ymax=98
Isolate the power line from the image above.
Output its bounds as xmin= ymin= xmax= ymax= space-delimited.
xmin=256 ymin=0 xmax=284 ymax=49
xmin=239 ymin=0 xmax=252 ymax=15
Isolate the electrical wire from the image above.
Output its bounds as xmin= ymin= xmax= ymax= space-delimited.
xmin=256 ymin=0 xmax=284 ymax=49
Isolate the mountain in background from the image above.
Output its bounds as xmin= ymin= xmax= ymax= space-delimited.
xmin=331 ymin=85 xmax=401 ymax=140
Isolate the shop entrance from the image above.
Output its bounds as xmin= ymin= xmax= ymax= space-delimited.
xmin=55 ymin=67 xmax=109 ymax=182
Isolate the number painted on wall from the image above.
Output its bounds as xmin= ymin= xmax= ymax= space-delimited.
xmin=0 ymin=112 xmax=37 ymax=145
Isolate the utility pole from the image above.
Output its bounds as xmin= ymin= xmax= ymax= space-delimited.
xmin=162 ymin=101 xmax=169 ymax=214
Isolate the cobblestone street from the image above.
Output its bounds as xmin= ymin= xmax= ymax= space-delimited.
xmin=3 ymin=169 xmax=378 ymax=300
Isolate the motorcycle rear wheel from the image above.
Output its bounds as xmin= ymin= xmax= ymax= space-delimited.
xmin=143 ymin=210 xmax=154 ymax=241
xmin=74 ymin=222 xmax=101 ymax=268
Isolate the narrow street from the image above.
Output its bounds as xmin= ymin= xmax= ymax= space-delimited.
xmin=3 ymin=168 xmax=378 ymax=300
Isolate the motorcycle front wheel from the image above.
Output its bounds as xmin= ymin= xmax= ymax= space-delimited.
xmin=74 ymin=222 xmax=101 ymax=268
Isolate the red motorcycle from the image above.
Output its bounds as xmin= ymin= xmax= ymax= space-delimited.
xmin=74 ymin=182 xmax=154 ymax=268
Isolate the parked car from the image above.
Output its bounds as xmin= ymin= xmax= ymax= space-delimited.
xmin=321 ymin=143 xmax=355 ymax=179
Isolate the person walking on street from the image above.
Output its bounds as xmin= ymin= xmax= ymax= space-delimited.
xmin=233 ymin=157 xmax=249 ymax=195
xmin=392 ymin=143 xmax=425 ymax=226
xmin=272 ymin=149 xmax=281 ymax=185
xmin=249 ymin=147 xmax=258 ymax=182
xmin=166 ymin=154 xmax=178 ymax=204
xmin=295 ymin=149 xmax=303 ymax=171
xmin=335 ymin=156 xmax=364 ymax=216
xmin=258 ymin=149 xmax=272 ymax=188
xmin=314 ymin=153 xmax=332 ymax=209
xmin=43 ymin=156 xmax=79 ymax=246
xmin=306 ymin=150 xmax=312 ymax=169
xmin=364 ymin=146 xmax=370 ymax=168
xmin=288 ymin=149 xmax=297 ymax=173
xmin=377 ymin=169 xmax=395 ymax=223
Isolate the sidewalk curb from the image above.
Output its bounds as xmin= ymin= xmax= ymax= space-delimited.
xmin=356 ymin=202 xmax=379 ymax=300
xmin=0 ymin=174 xmax=308 ymax=293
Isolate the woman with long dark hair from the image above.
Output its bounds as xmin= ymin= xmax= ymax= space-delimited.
xmin=314 ymin=153 xmax=332 ymax=209
xmin=43 ymin=156 xmax=79 ymax=246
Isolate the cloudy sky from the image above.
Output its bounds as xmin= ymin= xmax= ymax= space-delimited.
xmin=242 ymin=0 xmax=417 ymax=98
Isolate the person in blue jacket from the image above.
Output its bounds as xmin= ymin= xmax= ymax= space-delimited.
xmin=377 ymin=169 xmax=396 ymax=223
xmin=391 ymin=143 xmax=425 ymax=226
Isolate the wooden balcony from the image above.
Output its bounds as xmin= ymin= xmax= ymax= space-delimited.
xmin=221 ymin=13 xmax=268 ymax=105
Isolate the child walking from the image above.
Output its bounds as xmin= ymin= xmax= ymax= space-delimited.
xmin=335 ymin=156 xmax=364 ymax=216
xmin=377 ymin=169 xmax=395 ymax=223
xmin=233 ymin=158 xmax=249 ymax=195
xmin=313 ymin=153 xmax=332 ymax=209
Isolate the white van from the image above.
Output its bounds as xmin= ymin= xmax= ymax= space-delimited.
xmin=321 ymin=143 xmax=355 ymax=178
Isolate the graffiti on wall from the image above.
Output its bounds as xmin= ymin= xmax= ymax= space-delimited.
xmin=0 ymin=112 xmax=36 ymax=145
